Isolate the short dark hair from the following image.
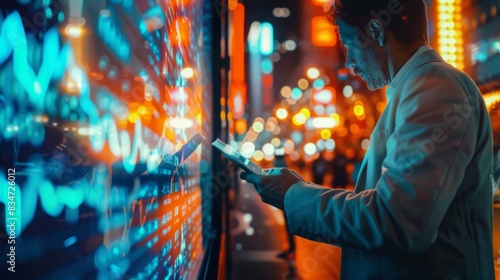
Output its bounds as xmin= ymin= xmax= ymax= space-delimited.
xmin=325 ymin=0 xmax=428 ymax=46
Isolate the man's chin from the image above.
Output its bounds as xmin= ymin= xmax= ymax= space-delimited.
xmin=365 ymin=81 xmax=385 ymax=91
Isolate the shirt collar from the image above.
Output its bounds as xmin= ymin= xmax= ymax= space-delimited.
xmin=386 ymin=45 xmax=432 ymax=98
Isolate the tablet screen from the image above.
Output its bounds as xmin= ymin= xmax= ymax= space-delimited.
xmin=212 ymin=139 xmax=266 ymax=175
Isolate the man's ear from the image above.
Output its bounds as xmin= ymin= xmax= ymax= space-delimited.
xmin=368 ymin=19 xmax=384 ymax=47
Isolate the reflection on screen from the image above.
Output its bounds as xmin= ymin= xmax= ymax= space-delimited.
xmin=0 ymin=0 xmax=211 ymax=279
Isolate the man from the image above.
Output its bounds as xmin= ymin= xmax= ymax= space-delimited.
xmin=242 ymin=0 xmax=495 ymax=279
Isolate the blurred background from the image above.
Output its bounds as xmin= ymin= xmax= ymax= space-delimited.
xmin=233 ymin=0 xmax=500 ymax=182
xmin=0 ymin=0 xmax=499 ymax=279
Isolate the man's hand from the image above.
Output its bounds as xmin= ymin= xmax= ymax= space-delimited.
xmin=240 ymin=168 xmax=305 ymax=210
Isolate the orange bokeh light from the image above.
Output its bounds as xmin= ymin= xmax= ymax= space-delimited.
xmin=235 ymin=119 xmax=247 ymax=134
xmin=167 ymin=0 xmax=193 ymax=9
xmin=311 ymin=0 xmax=330 ymax=6
xmin=311 ymin=17 xmax=337 ymax=47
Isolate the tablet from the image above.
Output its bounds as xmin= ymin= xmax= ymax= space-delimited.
xmin=146 ymin=132 xmax=205 ymax=173
xmin=212 ymin=139 xmax=267 ymax=175
xmin=174 ymin=132 xmax=205 ymax=166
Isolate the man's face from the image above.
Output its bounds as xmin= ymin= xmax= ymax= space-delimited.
xmin=338 ymin=21 xmax=388 ymax=90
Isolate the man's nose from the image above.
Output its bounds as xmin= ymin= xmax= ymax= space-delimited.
xmin=345 ymin=54 xmax=355 ymax=68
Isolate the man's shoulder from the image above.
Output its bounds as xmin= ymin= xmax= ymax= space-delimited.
xmin=398 ymin=60 xmax=480 ymax=101
xmin=391 ymin=60 xmax=484 ymax=116
xmin=411 ymin=60 xmax=476 ymax=88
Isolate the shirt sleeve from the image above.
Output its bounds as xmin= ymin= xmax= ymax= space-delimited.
xmin=284 ymin=69 xmax=479 ymax=253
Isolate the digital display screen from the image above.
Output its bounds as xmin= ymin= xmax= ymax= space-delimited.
xmin=0 ymin=0 xmax=212 ymax=279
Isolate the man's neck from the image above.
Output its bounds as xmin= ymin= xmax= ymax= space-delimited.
xmin=388 ymin=44 xmax=426 ymax=83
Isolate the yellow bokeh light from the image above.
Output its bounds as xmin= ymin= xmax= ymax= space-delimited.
xmin=356 ymin=113 xmax=366 ymax=121
xmin=138 ymin=106 xmax=147 ymax=115
xmin=483 ymin=91 xmax=500 ymax=111
xmin=253 ymin=150 xmax=264 ymax=161
xmin=331 ymin=113 xmax=340 ymax=123
xmin=320 ymin=129 xmax=331 ymax=140
xmin=439 ymin=14 xmax=450 ymax=21
xmin=292 ymin=113 xmax=307 ymax=125
xmin=197 ymin=113 xmax=202 ymax=125
xmin=353 ymin=105 xmax=365 ymax=117
xmin=440 ymin=46 xmax=450 ymax=53
xmin=300 ymin=108 xmax=311 ymax=119
xmin=128 ymin=112 xmax=139 ymax=123
xmin=439 ymin=38 xmax=449 ymax=45
xmin=438 ymin=0 xmax=463 ymax=70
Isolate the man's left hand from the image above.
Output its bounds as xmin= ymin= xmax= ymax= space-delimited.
xmin=240 ymin=168 xmax=305 ymax=210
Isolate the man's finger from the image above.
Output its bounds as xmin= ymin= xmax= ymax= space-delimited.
xmin=240 ymin=173 xmax=261 ymax=184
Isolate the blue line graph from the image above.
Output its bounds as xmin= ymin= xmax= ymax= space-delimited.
xmin=0 ymin=12 xmax=68 ymax=104
xmin=0 ymin=11 xmax=170 ymax=173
